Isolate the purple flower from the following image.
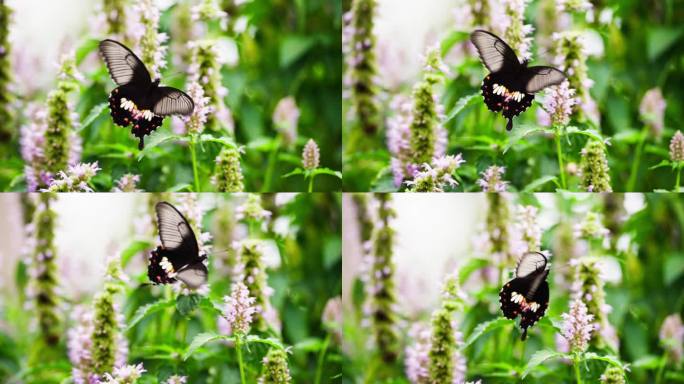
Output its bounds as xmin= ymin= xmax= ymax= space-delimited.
xmin=639 ymin=88 xmax=666 ymax=137
xmin=113 ymin=174 xmax=141 ymax=192
xmin=163 ymin=375 xmax=187 ymax=384
xmin=406 ymin=154 xmax=466 ymax=192
xmin=478 ymin=165 xmax=508 ymax=192
xmin=659 ymin=314 xmax=684 ymax=365
xmin=670 ymin=130 xmax=684 ymax=162
xmin=68 ymin=306 xmax=96 ymax=384
xmin=501 ymin=0 xmax=534 ymax=61
xmin=273 ymin=96 xmax=300 ymax=146
xmin=516 ymin=205 xmax=541 ymax=251
xmin=558 ymin=0 xmax=593 ymax=12
xmin=44 ymin=162 xmax=101 ymax=192
xmin=99 ymin=363 xmax=146 ymax=384
xmin=184 ymin=80 xmax=212 ymax=134
xmin=302 ymin=139 xmax=320 ymax=170
xmin=222 ymin=281 xmax=257 ymax=335
xmin=132 ymin=0 xmax=168 ymax=79
xmin=387 ymin=95 xmax=415 ymax=186
xmin=541 ymin=80 xmax=577 ymax=127
xmin=560 ymin=298 xmax=595 ymax=352
xmin=405 ymin=324 xmax=431 ymax=383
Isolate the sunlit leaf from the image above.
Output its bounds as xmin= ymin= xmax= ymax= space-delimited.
xmin=127 ymin=299 xmax=174 ymax=330
xmin=522 ymin=350 xmax=566 ymax=378
xmin=462 ymin=317 xmax=512 ymax=350
xmin=445 ymin=93 xmax=480 ymax=123
xmin=79 ymin=103 xmax=109 ymax=132
xmin=183 ymin=332 xmax=230 ymax=361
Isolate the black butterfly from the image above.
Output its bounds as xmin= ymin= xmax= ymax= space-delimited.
xmin=148 ymin=201 xmax=208 ymax=289
xmin=99 ymin=39 xmax=194 ymax=150
xmin=499 ymin=252 xmax=550 ymax=340
xmin=470 ymin=30 xmax=566 ymax=131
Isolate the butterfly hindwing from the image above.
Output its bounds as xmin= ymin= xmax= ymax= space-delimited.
xmin=470 ymin=29 xmax=521 ymax=73
xmin=152 ymin=87 xmax=195 ymax=116
xmin=481 ymin=73 xmax=534 ymax=130
xmin=523 ymin=66 xmax=566 ymax=93
xmin=176 ymin=260 xmax=209 ymax=289
xmin=98 ymin=39 xmax=151 ymax=87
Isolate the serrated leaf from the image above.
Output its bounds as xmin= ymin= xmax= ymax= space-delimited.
xmin=522 ymin=350 xmax=566 ymax=378
xmin=445 ymin=93 xmax=479 ymax=123
xmin=503 ymin=125 xmax=548 ymax=154
xmin=583 ymin=352 xmax=625 ymax=368
xmin=198 ymin=134 xmax=237 ymax=148
xmin=293 ymin=338 xmax=324 ymax=352
xmin=183 ymin=332 xmax=230 ymax=360
xmin=632 ymin=355 xmax=662 ymax=369
xmin=79 ymin=103 xmax=108 ymax=132
xmin=244 ymin=335 xmax=286 ymax=350
xmin=198 ymin=297 xmax=224 ymax=317
xmin=462 ymin=317 xmax=512 ymax=350
xmin=127 ymin=299 xmax=174 ymax=330
xmin=311 ymin=168 xmax=342 ymax=179
xmin=176 ymin=294 xmax=202 ymax=317
xmin=282 ymin=168 xmax=305 ymax=178
xmin=564 ymin=126 xmax=606 ymax=144
xmin=137 ymin=133 xmax=189 ymax=161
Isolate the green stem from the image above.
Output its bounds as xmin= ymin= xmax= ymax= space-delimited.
xmin=655 ymin=352 xmax=667 ymax=384
xmin=189 ymin=134 xmax=201 ymax=192
xmin=573 ymin=354 xmax=582 ymax=384
xmin=307 ymin=174 xmax=314 ymax=192
xmin=314 ymin=333 xmax=331 ymax=384
xmin=675 ymin=164 xmax=681 ymax=192
xmin=263 ymin=136 xmax=281 ymax=192
xmin=627 ymin=127 xmax=647 ymax=192
xmin=555 ymin=125 xmax=567 ymax=189
xmin=236 ymin=335 xmax=246 ymax=384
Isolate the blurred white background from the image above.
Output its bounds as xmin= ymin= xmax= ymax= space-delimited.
xmin=0 ymin=194 xmax=141 ymax=299
xmin=7 ymin=0 xmax=96 ymax=89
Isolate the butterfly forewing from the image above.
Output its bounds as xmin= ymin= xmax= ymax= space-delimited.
xmin=152 ymin=87 xmax=195 ymax=116
xmin=470 ymin=30 xmax=521 ymax=73
xmin=155 ymin=202 xmax=200 ymax=258
xmin=515 ymin=252 xmax=548 ymax=278
xmin=98 ymin=39 xmax=151 ymax=86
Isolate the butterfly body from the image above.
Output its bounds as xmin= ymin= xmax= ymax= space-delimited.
xmin=148 ymin=202 xmax=208 ymax=289
xmin=499 ymin=252 xmax=550 ymax=340
xmin=470 ymin=30 xmax=566 ymax=131
xmin=99 ymin=40 xmax=194 ymax=149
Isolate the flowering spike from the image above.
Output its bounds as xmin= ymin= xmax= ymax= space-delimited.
xmin=45 ymin=162 xmax=101 ymax=192
xmin=212 ymin=146 xmax=245 ymax=192
xmin=0 ymin=1 xmax=12 ymax=141
xmin=407 ymin=154 xmax=465 ymax=192
xmin=102 ymin=0 xmax=128 ymax=37
xmin=501 ymin=0 xmax=533 ymax=61
xmin=302 ymin=139 xmax=320 ymax=170
xmin=659 ymin=314 xmax=684 ymax=365
xmin=639 ymin=88 xmax=666 ymax=138
xmin=134 ymin=0 xmax=167 ymax=79
xmin=273 ymin=97 xmax=300 ymax=147
xmin=222 ymin=281 xmax=257 ymax=335
xmin=113 ymin=174 xmax=141 ymax=192
xmin=259 ymin=348 xmax=292 ymax=384
xmin=541 ymin=80 xmax=577 ymax=127
xmin=560 ymin=298 xmax=594 ymax=353
xmin=600 ymin=366 xmax=626 ymax=384
xmin=344 ymin=0 xmax=381 ymax=135
xmin=553 ymin=31 xmax=595 ymax=121
xmin=571 ymin=257 xmax=615 ymax=349
xmin=236 ymin=240 xmax=274 ymax=331
xmin=478 ymin=165 xmax=508 ymax=192
xmin=188 ymin=40 xmax=233 ymax=134
xmin=669 ymin=130 xmax=684 ymax=163
xmin=579 ymin=140 xmax=612 ymax=192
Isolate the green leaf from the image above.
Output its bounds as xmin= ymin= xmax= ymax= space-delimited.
xmin=311 ymin=168 xmax=342 ymax=179
xmin=79 ymin=103 xmax=108 ymax=132
xmin=120 ymin=240 xmax=153 ymax=266
xmin=293 ymin=338 xmax=324 ymax=352
xmin=280 ymin=35 xmax=316 ymax=67
xmin=176 ymin=294 xmax=202 ymax=317
xmin=282 ymin=168 xmax=305 ymax=178
xmin=137 ymin=133 xmax=189 ymax=161
xmin=184 ymin=332 xmax=230 ymax=361
xmin=583 ymin=352 xmax=625 ymax=368
xmin=198 ymin=134 xmax=237 ymax=148
xmin=503 ymin=125 xmax=548 ymax=154
xmin=458 ymin=258 xmax=489 ymax=284
xmin=15 ymin=260 xmax=28 ymax=292
xmin=445 ymin=93 xmax=480 ymax=123
xmin=632 ymin=355 xmax=663 ymax=369
xmin=168 ymin=183 xmax=193 ymax=192
xmin=244 ymin=335 xmax=286 ymax=350
xmin=523 ymin=175 xmax=559 ymax=192
xmin=647 ymin=27 xmax=684 ymax=61
xmin=564 ymin=126 xmax=606 ymax=144
xmin=650 ymin=160 xmax=672 ymax=170
xmin=127 ymin=299 xmax=174 ymax=330
xmin=462 ymin=317 xmax=512 ymax=350
xmin=664 ymin=253 xmax=684 ymax=285
xmin=75 ymin=39 xmax=99 ymax=64
xmin=440 ymin=30 xmax=470 ymax=56
xmin=522 ymin=350 xmax=566 ymax=378
xmin=198 ymin=297 xmax=224 ymax=317
xmin=371 ymin=167 xmax=400 ymax=192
